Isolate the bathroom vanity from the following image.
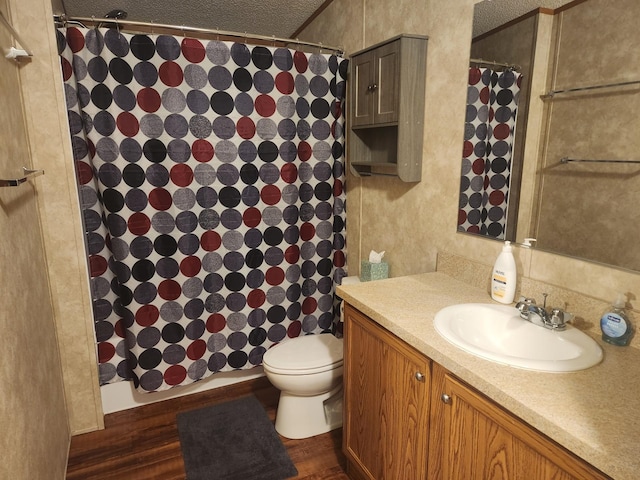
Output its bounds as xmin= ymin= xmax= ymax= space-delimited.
xmin=337 ymin=273 xmax=639 ymax=480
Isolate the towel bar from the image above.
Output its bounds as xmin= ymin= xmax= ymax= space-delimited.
xmin=0 ymin=167 xmax=44 ymax=187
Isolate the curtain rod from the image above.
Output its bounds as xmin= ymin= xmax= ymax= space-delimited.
xmin=54 ymin=15 xmax=344 ymax=55
xmin=470 ymin=57 xmax=520 ymax=71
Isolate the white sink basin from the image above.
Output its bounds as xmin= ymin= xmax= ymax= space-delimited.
xmin=434 ymin=303 xmax=603 ymax=372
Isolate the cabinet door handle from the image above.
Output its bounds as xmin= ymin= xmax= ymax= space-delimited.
xmin=415 ymin=372 xmax=425 ymax=382
xmin=441 ymin=393 xmax=452 ymax=404
xmin=367 ymin=83 xmax=378 ymax=92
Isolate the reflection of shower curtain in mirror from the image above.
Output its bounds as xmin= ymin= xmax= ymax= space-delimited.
xmin=57 ymin=27 xmax=347 ymax=393
xmin=458 ymin=67 xmax=521 ymax=239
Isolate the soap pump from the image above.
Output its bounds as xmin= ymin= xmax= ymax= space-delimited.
xmin=600 ymin=293 xmax=634 ymax=346
xmin=491 ymin=241 xmax=517 ymax=304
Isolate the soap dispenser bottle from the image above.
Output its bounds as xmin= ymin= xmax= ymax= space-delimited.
xmin=491 ymin=241 xmax=517 ymax=304
xmin=600 ymin=293 xmax=634 ymax=346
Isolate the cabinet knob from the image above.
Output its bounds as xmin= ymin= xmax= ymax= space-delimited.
xmin=441 ymin=393 xmax=452 ymax=404
xmin=367 ymin=83 xmax=378 ymax=92
xmin=415 ymin=372 xmax=425 ymax=382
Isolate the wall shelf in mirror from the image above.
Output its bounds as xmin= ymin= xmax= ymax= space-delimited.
xmin=349 ymin=34 xmax=428 ymax=182
xmin=560 ymin=157 xmax=640 ymax=165
xmin=541 ymin=79 xmax=640 ymax=99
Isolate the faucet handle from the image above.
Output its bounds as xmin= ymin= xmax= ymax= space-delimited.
xmin=515 ymin=296 xmax=535 ymax=310
xmin=515 ymin=297 xmax=536 ymax=318
xmin=517 ymin=296 xmax=536 ymax=304
xmin=549 ymin=308 xmax=568 ymax=330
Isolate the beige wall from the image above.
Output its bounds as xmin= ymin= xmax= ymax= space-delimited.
xmin=301 ymin=0 xmax=477 ymax=280
xmin=2 ymin=0 xmax=102 ymax=461
xmin=300 ymin=1 xmax=640 ymax=315
xmin=15 ymin=0 xmax=102 ymax=435
xmin=0 ymin=0 xmax=70 ymax=477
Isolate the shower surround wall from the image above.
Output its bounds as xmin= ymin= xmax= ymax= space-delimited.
xmin=59 ymin=27 xmax=347 ymax=392
xmin=1 ymin=0 xmax=71 ymax=477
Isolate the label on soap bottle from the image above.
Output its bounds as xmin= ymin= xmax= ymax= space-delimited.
xmin=492 ymin=275 xmax=506 ymax=298
xmin=601 ymin=312 xmax=628 ymax=338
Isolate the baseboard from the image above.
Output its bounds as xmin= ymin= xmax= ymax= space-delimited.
xmin=100 ymin=367 xmax=265 ymax=414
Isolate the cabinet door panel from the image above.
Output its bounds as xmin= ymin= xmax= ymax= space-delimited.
xmin=381 ymin=342 xmax=429 ymax=479
xmin=343 ymin=305 xmax=430 ymax=480
xmin=442 ymin=373 xmax=608 ymax=480
xmin=352 ymin=51 xmax=375 ymax=127
xmin=344 ymin=312 xmax=384 ymax=478
xmin=374 ymin=41 xmax=400 ymax=124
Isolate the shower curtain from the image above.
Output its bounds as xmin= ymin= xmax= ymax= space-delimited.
xmin=458 ymin=67 xmax=521 ymax=239
xmin=57 ymin=26 xmax=347 ymax=392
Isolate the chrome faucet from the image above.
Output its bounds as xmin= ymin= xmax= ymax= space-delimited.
xmin=515 ymin=294 xmax=569 ymax=331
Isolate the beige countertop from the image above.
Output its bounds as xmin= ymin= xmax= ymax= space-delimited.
xmin=337 ymin=272 xmax=640 ymax=480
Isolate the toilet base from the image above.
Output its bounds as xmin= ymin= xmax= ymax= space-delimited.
xmin=274 ymin=384 xmax=343 ymax=439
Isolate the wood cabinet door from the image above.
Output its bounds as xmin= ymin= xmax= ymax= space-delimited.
xmin=350 ymin=40 xmax=400 ymax=128
xmin=343 ymin=304 xmax=430 ymax=480
xmin=351 ymin=49 xmax=376 ymax=127
xmin=440 ymin=372 xmax=608 ymax=480
xmin=372 ymin=40 xmax=400 ymax=125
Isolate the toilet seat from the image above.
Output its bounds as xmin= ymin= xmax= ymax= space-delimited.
xmin=263 ymin=334 xmax=343 ymax=375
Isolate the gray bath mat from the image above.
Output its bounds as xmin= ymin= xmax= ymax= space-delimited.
xmin=177 ymin=395 xmax=298 ymax=480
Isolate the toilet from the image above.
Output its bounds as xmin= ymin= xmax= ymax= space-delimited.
xmin=262 ymin=333 xmax=344 ymax=439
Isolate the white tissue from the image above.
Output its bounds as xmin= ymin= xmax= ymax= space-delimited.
xmin=368 ymin=250 xmax=385 ymax=263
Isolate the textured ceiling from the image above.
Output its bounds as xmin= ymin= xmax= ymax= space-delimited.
xmin=57 ymin=0 xmax=327 ymax=38
xmin=473 ymin=0 xmax=574 ymax=37
xmin=56 ymin=0 xmax=576 ymax=40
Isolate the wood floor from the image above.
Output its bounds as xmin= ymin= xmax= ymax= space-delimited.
xmin=66 ymin=376 xmax=350 ymax=479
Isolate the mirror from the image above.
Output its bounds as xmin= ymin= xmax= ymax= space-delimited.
xmin=460 ymin=0 xmax=640 ymax=273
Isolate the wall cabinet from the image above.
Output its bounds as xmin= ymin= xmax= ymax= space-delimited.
xmin=343 ymin=304 xmax=609 ymax=480
xmin=349 ymin=34 xmax=427 ymax=182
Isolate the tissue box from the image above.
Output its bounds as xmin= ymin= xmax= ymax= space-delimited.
xmin=360 ymin=260 xmax=389 ymax=282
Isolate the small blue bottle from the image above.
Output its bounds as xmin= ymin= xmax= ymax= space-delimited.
xmin=600 ymin=293 xmax=634 ymax=346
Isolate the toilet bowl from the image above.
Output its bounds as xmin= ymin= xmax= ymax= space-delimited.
xmin=262 ymin=333 xmax=344 ymax=439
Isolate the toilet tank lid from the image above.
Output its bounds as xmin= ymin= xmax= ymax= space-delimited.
xmin=263 ymin=334 xmax=343 ymax=370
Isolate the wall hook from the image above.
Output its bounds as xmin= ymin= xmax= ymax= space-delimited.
xmin=1 ymin=10 xmax=33 ymax=60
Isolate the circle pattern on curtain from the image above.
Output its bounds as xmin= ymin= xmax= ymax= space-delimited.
xmin=58 ymin=27 xmax=347 ymax=392
xmin=458 ymin=67 xmax=521 ymax=239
